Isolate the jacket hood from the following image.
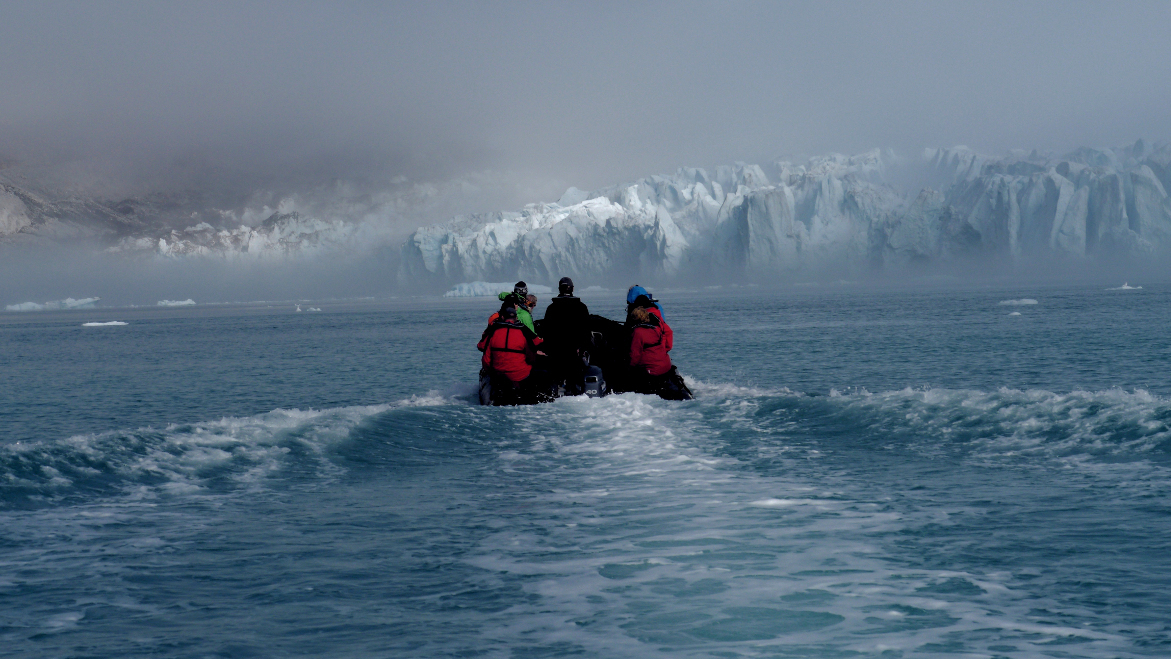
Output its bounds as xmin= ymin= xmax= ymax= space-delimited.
xmin=627 ymin=285 xmax=650 ymax=304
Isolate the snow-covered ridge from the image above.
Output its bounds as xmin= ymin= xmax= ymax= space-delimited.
xmin=0 ymin=168 xmax=553 ymax=260
xmin=401 ymin=141 xmax=1171 ymax=286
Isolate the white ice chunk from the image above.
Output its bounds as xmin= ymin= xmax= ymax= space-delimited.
xmin=443 ymin=281 xmax=553 ymax=298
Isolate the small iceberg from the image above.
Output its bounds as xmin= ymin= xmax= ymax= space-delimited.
xmin=1107 ymin=283 xmax=1142 ymax=290
xmin=82 ymin=321 xmax=127 ymax=327
xmin=999 ymin=299 xmax=1038 ymax=306
xmin=157 ymin=299 xmax=196 ymax=307
xmin=443 ymin=281 xmax=553 ymax=298
xmin=6 ymin=297 xmax=101 ymax=312
xmin=1008 ymin=311 xmax=1021 ymax=316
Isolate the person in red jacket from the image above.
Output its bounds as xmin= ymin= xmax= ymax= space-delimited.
xmin=627 ymin=293 xmax=672 ymax=355
xmin=478 ymin=305 xmax=543 ymax=383
xmin=628 ymin=307 xmax=672 ymax=377
xmin=623 ymin=306 xmax=691 ymax=400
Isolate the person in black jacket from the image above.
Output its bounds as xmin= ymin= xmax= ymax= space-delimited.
xmin=541 ymin=277 xmax=591 ymax=393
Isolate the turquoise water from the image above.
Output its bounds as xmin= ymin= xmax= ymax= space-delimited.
xmin=3 ymin=286 xmax=1170 ymax=657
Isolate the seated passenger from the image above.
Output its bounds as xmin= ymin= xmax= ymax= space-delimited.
xmin=626 ymin=291 xmax=672 ymax=355
xmin=496 ymin=281 xmax=537 ymax=334
xmin=626 ymin=284 xmax=665 ymax=322
xmin=484 ymin=293 xmax=540 ymax=337
xmin=628 ymin=307 xmax=673 ymax=378
xmin=478 ymin=305 xmax=542 ymax=384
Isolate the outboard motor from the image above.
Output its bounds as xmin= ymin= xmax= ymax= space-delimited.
xmin=583 ymin=364 xmax=606 ymax=398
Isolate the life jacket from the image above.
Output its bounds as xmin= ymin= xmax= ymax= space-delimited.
xmin=630 ymin=320 xmax=672 ymax=377
xmin=477 ymin=320 xmax=538 ymax=382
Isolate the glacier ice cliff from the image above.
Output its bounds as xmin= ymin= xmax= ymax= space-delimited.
xmin=4 ymin=141 xmax=1169 ymax=288
xmin=400 ymin=141 xmax=1171 ymax=286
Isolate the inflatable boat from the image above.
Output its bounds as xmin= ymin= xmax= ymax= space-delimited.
xmin=478 ymin=315 xmax=692 ymax=406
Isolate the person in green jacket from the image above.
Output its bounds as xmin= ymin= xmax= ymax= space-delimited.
xmin=497 ymin=281 xmax=537 ymax=335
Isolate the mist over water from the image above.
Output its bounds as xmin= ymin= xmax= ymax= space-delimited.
xmin=3 ymin=2 xmax=1170 ymax=302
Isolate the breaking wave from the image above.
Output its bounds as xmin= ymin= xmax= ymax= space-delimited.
xmin=0 ymin=394 xmax=456 ymax=508
xmin=5 ymin=382 xmax=1169 ymax=510
xmin=821 ymin=385 xmax=1171 ymax=461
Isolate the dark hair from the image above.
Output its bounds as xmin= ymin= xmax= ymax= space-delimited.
xmin=499 ymin=304 xmax=518 ymax=319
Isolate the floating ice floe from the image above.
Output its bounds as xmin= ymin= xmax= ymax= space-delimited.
xmin=82 ymin=321 xmax=127 ymax=327
xmin=1008 ymin=311 xmax=1022 ymax=316
xmin=999 ymin=299 xmax=1038 ymax=306
xmin=443 ymin=281 xmax=554 ymax=298
xmin=157 ymin=299 xmax=196 ymax=306
xmin=5 ymin=297 xmax=101 ymax=312
xmin=1107 ymin=283 xmax=1142 ymax=290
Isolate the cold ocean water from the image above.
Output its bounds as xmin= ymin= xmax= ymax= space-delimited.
xmin=2 ymin=285 xmax=1171 ymax=658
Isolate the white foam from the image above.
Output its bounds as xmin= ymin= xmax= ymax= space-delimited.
xmin=998 ymin=298 xmax=1038 ymax=306
xmin=6 ymin=297 xmax=101 ymax=312
xmin=463 ymin=389 xmax=1107 ymax=657
xmin=748 ymin=498 xmax=823 ymax=508
xmin=443 ymin=281 xmax=553 ymax=298
xmin=684 ymin=377 xmax=780 ymax=399
xmin=156 ymin=299 xmax=196 ymax=306
xmin=1107 ymin=282 xmax=1142 ymax=290
xmin=81 ymin=321 xmax=127 ymax=326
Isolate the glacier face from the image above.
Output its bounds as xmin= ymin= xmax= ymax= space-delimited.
xmin=401 ymin=193 xmax=687 ymax=286
xmin=400 ymin=142 xmax=1171 ymax=286
xmin=4 ymin=141 xmax=1169 ymax=286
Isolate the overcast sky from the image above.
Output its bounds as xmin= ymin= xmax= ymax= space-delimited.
xmin=2 ymin=0 xmax=1169 ymax=190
